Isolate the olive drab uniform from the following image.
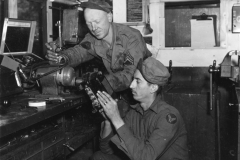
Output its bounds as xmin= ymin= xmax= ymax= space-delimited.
xmin=61 ymin=23 xmax=152 ymax=116
xmin=61 ymin=22 xmax=152 ymax=92
xmin=100 ymin=94 xmax=189 ymax=160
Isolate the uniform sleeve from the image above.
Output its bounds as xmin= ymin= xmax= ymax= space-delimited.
xmin=61 ymin=34 xmax=96 ymax=67
xmin=99 ymin=131 xmax=115 ymax=154
xmin=112 ymin=111 xmax=180 ymax=160
xmin=105 ymin=34 xmax=152 ymax=92
xmin=110 ymin=110 xmax=134 ymax=157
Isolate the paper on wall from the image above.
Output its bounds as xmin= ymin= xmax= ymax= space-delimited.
xmin=191 ymin=18 xmax=215 ymax=48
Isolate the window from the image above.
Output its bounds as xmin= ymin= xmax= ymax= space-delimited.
xmin=165 ymin=2 xmax=220 ymax=47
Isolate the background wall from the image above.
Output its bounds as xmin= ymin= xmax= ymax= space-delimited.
xmin=113 ymin=0 xmax=240 ymax=67
xmin=113 ymin=1 xmax=239 ymax=159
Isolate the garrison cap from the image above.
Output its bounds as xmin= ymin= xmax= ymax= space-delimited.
xmin=137 ymin=57 xmax=170 ymax=86
xmin=81 ymin=0 xmax=112 ymax=13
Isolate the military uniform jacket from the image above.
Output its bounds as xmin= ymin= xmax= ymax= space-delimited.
xmin=100 ymin=94 xmax=189 ymax=160
xmin=61 ymin=23 xmax=152 ymax=92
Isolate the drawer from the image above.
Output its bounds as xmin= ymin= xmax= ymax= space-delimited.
xmin=52 ymin=154 xmax=65 ymax=160
xmin=26 ymin=152 xmax=42 ymax=160
xmin=9 ymin=140 xmax=42 ymax=160
xmin=42 ymin=129 xmax=64 ymax=149
xmin=0 ymin=154 xmax=14 ymax=160
xmin=43 ymin=139 xmax=65 ymax=160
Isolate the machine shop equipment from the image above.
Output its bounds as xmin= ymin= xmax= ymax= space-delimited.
xmin=208 ymin=50 xmax=240 ymax=160
xmin=209 ymin=50 xmax=240 ymax=110
xmin=0 ymin=6 xmax=110 ymax=114
xmin=0 ymin=5 xmax=103 ymax=159
xmin=16 ymin=58 xmax=108 ymax=113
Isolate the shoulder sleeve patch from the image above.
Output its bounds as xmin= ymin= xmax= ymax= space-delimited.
xmin=80 ymin=41 xmax=92 ymax=50
xmin=166 ymin=113 xmax=177 ymax=124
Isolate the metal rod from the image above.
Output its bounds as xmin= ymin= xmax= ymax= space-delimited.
xmin=57 ymin=21 xmax=62 ymax=49
xmin=216 ymin=91 xmax=221 ymax=160
xmin=210 ymin=70 xmax=213 ymax=110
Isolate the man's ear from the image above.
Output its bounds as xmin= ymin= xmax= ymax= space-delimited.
xmin=150 ymin=84 xmax=158 ymax=93
xmin=107 ymin=12 xmax=113 ymax=22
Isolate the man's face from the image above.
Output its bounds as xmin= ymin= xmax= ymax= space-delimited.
xmin=84 ymin=8 xmax=111 ymax=39
xmin=130 ymin=70 xmax=152 ymax=102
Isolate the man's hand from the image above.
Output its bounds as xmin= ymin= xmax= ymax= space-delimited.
xmin=97 ymin=91 xmax=124 ymax=130
xmin=99 ymin=108 xmax=108 ymax=120
xmin=45 ymin=42 xmax=61 ymax=62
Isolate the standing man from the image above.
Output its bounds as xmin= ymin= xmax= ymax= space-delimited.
xmin=45 ymin=0 xmax=152 ymax=116
xmin=94 ymin=57 xmax=189 ymax=160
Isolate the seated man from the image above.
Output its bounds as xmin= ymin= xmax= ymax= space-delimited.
xmin=94 ymin=57 xmax=189 ymax=160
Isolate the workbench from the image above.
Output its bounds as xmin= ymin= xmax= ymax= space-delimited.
xmin=0 ymin=91 xmax=100 ymax=160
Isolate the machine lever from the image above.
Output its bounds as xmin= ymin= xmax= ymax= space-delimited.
xmin=63 ymin=143 xmax=75 ymax=152
xmin=209 ymin=65 xmax=213 ymax=111
xmin=55 ymin=20 xmax=63 ymax=51
xmin=208 ymin=60 xmax=219 ymax=111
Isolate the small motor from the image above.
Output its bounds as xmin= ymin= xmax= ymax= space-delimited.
xmin=35 ymin=66 xmax=84 ymax=95
xmin=36 ymin=65 xmax=106 ymax=112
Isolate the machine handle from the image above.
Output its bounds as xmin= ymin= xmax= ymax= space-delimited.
xmin=63 ymin=143 xmax=75 ymax=152
xmin=209 ymin=70 xmax=213 ymax=110
xmin=208 ymin=60 xmax=219 ymax=111
xmin=55 ymin=21 xmax=62 ymax=51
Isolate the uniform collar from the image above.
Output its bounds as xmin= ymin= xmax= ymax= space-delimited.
xmin=131 ymin=94 xmax=164 ymax=115
xmin=112 ymin=23 xmax=122 ymax=46
xmin=111 ymin=23 xmax=125 ymax=68
xmin=93 ymin=37 xmax=103 ymax=46
xmin=149 ymin=94 xmax=164 ymax=113
xmin=131 ymin=103 xmax=144 ymax=115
